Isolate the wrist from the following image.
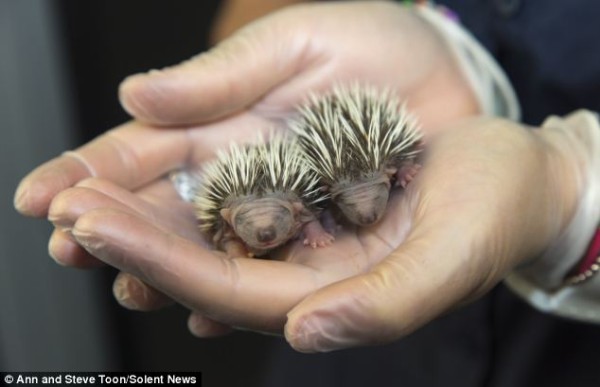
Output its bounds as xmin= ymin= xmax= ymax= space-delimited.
xmin=505 ymin=110 xmax=600 ymax=323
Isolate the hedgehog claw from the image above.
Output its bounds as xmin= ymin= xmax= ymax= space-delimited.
xmin=302 ymin=232 xmax=334 ymax=249
xmin=310 ymin=233 xmax=335 ymax=249
xmin=302 ymin=219 xmax=335 ymax=249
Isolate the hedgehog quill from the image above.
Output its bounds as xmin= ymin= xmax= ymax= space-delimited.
xmin=193 ymin=135 xmax=334 ymax=257
xmin=291 ymin=85 xmax=423 ymax=227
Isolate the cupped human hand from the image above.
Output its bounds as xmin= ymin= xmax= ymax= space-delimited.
xmin=13 ymin=1 xmax=478 ymax=326
xmin=43 ymin=114 xmax=588 ymax=352
xmin=13 ymin=1 xmax=587 ymax=351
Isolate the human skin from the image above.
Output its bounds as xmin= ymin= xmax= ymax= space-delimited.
xmin=37 ymin=115 xmax=587 ymax=353
xmin=13 ymin=1 xmax=590 ymax=351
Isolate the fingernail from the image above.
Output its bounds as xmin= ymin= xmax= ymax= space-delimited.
xmin=286 ymin=315 xmax=342 ymax=353
xmin=48 ymin=228 xmax=84 ymax=267
xmin=13 ymin=182 xmax=29 ymax=214
xmin=71 ymin=226 xmax=96 ymax=251
xmin=47 ymin=209 xmax=70 ymax=229
xmin=118 ymin=73 xmax=167 ymax=121
xmin=118 ymin=74 xmax=146 ymax=116
xmin=48 ymin=235 xmax=68 ymax=267
xmin=187 ymin=314 xmax=205 ymax=337
xmin=148 ymin=69 xmax=164 ymax=76
xmin=113 ymin=274 xmax=141 ymax=310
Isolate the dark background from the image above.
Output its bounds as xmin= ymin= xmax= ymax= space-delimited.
xmin=55 ymin=1 xmax=220 ymax=142
xmin=55 ymin=0 xmax=274 ymax=382
xmin=1 ymin=1 xmax=276 ymax=385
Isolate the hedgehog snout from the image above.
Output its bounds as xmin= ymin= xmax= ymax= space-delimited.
xmin=256 ymin=226 xmax=277 ymax=243
xmin=231 ymin=199 xmax=298 ymax=250
xmin=336 ymin=181 xmax=390 ymax=226
xmin=357 ymin=212 xmax=379 ymax=226
xmin=341 ymin=205 xmax=384 ymax=226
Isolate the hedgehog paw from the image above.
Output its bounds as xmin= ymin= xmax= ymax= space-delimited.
xmin=303 ymin=232 xmax=335 ymax=249
xmin=396 ymin=163 xmax=421 ymax=188
xmin=302 ymin=220 xmax=335 ymax=249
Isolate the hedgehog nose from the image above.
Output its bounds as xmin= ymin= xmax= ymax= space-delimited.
xmin=257 ymin=226 xmax=277 ymax=243
xmin=359 ymin=213 xmax=378 ymax=225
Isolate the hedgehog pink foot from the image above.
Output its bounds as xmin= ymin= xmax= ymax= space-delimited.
xmin=302 ymin=220 xmax=335 ymax=248
xmin=395 ymin=163 xmax=421 ymax=188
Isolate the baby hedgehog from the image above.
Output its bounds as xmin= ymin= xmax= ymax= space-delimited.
xmin=193 ymin=135 xmax=333 ymax=257
xmin=291 ymin=85 xmax=423 ymax=227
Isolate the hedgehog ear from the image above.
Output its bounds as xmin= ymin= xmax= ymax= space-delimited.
xmin=220 ymin=208 xmax=233 ymax=225
xmin=385 ymin=167 xmax=397 ymax=178
xmin=291 ymin=201 xmax=306 ymax=215
xmin=382 ymin=168 xmax=396 ymax=189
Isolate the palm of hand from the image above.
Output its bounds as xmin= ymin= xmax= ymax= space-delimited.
xmin=65 ymin=161 xmax=415 ymax=333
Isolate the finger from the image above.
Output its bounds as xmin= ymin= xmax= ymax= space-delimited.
xmin=46 ymin=177 xmax=187 ymax=269
xmin=188 ymin=312 xmax=233 ymax=338
xmin=48 ymin=229 xmax=105 ymax=268
xmin=284 ymin=219 xmax=481 ymax=353
xmin=47 ymin=230 xmax=170 ymax=310
xmin=113 ymin=272 xmax=173 ymax=311
xmin=71 ymin=208 xmax=321 ymax=333
xmin=49 ymin=178 xmax=181 ymax=309
xmin=118 ymin=10 xmax=305 ymax=125
xmin=14 ymin=121 xmax=189 ymax=217
xmin=47 ymin=177 xmax=207 ymax=271
xmin=49 ymin=185 xmax=177 ymax=309
xmin=87 ymin=194 xmax=234 ymax=324
xmin=49 ymin=178 xmax=204 ymax=242
xmin=47 ymin=184 xmax=145 ymax=269
xmin=15 ymin=112 xmax=274 ymax=219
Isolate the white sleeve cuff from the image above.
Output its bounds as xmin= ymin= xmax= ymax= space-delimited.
xmin=505 ymin=271 xmax=600 ymax=323
xmin=506 ymin=110 xmax=600 ymax=323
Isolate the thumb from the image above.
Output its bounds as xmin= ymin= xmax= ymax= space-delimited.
xmin=119 ymin=11 xmax=306 ymax=125
xmin=284 ymin=224 xmax=486 ymax=353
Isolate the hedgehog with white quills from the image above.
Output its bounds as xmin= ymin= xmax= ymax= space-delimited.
xmin=193 ymin=134 xmax=334 ymax=257
xmin=291 ymin=84 xmax=424 ymax=227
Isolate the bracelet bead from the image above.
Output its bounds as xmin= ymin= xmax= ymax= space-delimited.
xmin=564 ymin=227 xmax=600 ymax=286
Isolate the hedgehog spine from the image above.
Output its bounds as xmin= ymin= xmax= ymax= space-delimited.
xmin=292 ymin=84 xmax=422 ymax=183
xmin=193 ymin=133 xmax=328 ymax=253
xmin=290 ymin=84 xmax=423 ymax=226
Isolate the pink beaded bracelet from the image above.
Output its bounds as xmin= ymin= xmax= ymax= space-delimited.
xmin=565 ymin=227 xmax=600 ymax=286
